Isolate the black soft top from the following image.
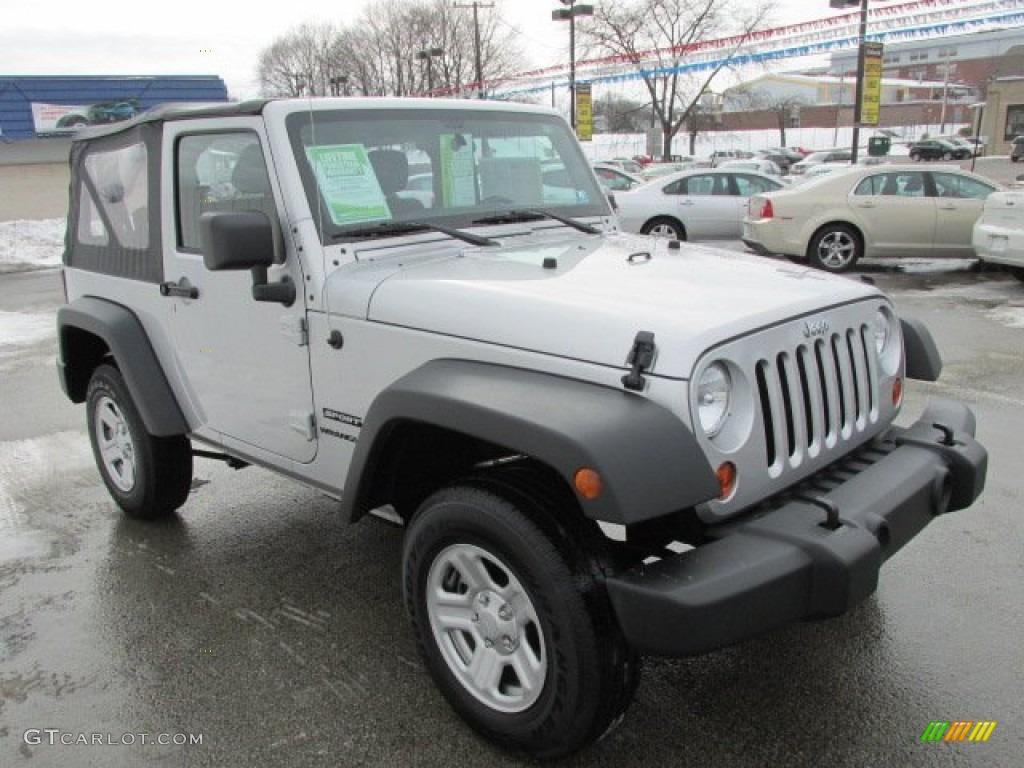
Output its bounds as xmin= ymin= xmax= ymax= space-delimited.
xmin=71 ymin=99 xmax=271 ymax=142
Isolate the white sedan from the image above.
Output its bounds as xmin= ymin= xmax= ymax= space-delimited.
xmin=615 ymin=168 xmax=784 ymax=240
xmin=973 ymin=189 xmax=1024 ymax=281
xmin=743 ymin=164 xmax=999 ymax=272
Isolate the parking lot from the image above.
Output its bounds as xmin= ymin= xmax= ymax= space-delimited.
xmin=1 ymin=244 xmax=1022 ymax=766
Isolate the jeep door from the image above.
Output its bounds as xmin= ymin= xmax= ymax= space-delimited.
xmin=162 ymin=119 xmax=317 ymax=463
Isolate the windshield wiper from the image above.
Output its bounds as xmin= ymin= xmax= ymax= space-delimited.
xmin=472 ymin=208 xmax=601 ymax=235
xmin=331 ymin=220 xmax=497 ymax=247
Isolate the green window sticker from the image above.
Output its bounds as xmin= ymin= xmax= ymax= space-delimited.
xmin=439 ymin=133 xmax=477 ymax=207
xmin=305 ymin=144 xmax=391 ymax=226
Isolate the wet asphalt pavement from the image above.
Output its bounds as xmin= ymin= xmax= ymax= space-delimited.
xmin=0 ymin=265 xmax=1022 ymax=768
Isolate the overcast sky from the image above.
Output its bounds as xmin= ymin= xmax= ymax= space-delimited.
xmin=1 ymin=0 xmax=827 ymax=99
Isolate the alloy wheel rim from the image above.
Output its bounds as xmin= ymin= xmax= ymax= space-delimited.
xmin=817 ymin=231 xmax=855 ymax=270
xmin=94 ymin=396 xmax=137 ymax=492
xmin=649 ymin=223 xmax=679 ymax=238
xmin=426 ymin=543 xmax=546 ymax=713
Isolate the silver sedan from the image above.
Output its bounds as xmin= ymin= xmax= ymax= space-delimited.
xmin=615 ymin=168 xmax=783 ymax=240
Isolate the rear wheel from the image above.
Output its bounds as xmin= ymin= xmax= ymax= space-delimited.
xmin=403 ymin=469 xmax=638 ymax=758
xmin=909 ymin=152 xmax=921 ymax=162
xmin=86 ymin=364 xmax=192 ymax=519
xmin=808 ymin=224 xmax=861 ymax=273
xmin=942 ymin=151 xmax=954 ymax=161
xmin=641 ymin=217 xmax=686 ymax=240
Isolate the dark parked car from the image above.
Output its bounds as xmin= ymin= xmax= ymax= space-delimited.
xmin=1011 ymin=135 xmax=1024 ymax=163
xmin=908 ymin=139 xmax=971 ymax=162
xmin=755 ymin=150 xmax=797 ymax=173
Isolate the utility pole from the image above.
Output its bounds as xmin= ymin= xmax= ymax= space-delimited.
xmin=455 ymin=1 xmax=493 ymax=98
xmin=938 ymin=52 xmax=953 ymax=134
xmin=830 ymin=0 xmax=869 ymax=163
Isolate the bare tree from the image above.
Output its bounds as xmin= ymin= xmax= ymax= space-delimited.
xmin=729 ymin=85 xmax=808 ymax=146
xmin=256 ymin=0 xmax=523 ymax=99
xmin=593 ymin=94 xmax=652 ymax=133
xmin=257 ymin=23 xmax=338 ymax=97
xmin=581 ymin=0 xmax=771 ymax=160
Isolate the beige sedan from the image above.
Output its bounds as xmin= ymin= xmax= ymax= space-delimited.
xmin=742 ymin=165 xmax=998 ymax=272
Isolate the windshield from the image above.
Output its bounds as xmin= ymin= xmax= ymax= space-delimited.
xmin=286 ymin=108 xmax=608 ymax=242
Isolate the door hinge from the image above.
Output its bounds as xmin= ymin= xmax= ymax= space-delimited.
xmin=280 ymin=315 xmax=308 ymax=347
xmin=289 ymin=410 xmax=316 ymax=441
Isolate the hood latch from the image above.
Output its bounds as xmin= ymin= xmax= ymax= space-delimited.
xmin=622 ymin=331 xmax=656 ymax=392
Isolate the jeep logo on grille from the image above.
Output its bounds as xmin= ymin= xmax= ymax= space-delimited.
xmin=803 ymin=319 xmax=830 ymax=338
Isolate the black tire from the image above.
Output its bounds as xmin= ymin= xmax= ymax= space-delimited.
xmin=909 ymin=152 xmax=921 ymax=162
xmin=640 ymin=217 xmax=686 ymax=240
xmin=403 ymin=469 xmax=639 ymax=759
xmin=807 ymin=223 xmax=862 ymax=273
xmin=1009 ymin=267 xmax=1024 ymax=282
xmin=942 ymin=151 xmax=954 ymax=161
xmin=86 ymin=364 xmax=192 ymax=519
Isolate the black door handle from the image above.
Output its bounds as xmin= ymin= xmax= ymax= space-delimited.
xmin=160 ymin=278 xmax=199 ymax=299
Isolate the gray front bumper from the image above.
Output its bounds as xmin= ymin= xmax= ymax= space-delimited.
xmin=605 ymin=398 xmax=987 ymax=657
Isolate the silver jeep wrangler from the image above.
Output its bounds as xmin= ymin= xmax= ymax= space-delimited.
xmin=57 ymin=98 xmax=987 ymax=758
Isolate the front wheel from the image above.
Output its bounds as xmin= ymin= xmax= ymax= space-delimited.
xmin=808 ymin=224 xmax=862 ymax=273
xmin=403 ymin=472 xmax=638 ymax=758
xmin=86 ymin=364 xmax=192 ymax=519
xmin=909 ymin=152 xmax=921 ymax=162
xmin=942 ymin=151 xmax=954 ymax=161
xmin=641 ymin=217 xmax=686 ymax=240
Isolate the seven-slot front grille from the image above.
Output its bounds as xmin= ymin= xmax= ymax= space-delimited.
xmin=755 ymin=324 xmax=879 ymax=476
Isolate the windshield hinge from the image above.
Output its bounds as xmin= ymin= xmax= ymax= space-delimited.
xmin=622 ymin=331 xmax=656 ymax=392
xmin=280 ymin=315 xmax=308 ymax=347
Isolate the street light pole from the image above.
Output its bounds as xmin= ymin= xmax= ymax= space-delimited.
xmin=417 ymin=48 xmax=444 ymax=95
xmin=552 ymin=0 xmax=593 ymax=130
xmin=329 ymin=75 xmax=349 ymax=97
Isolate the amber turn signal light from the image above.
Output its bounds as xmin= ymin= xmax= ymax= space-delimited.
xmin=574 ymin=468 xmax=603 ymax=500
xmin=892 ymin=377 xmax=903 ymax=407
xmin=716 ymin=462 xmax=737 ymax=500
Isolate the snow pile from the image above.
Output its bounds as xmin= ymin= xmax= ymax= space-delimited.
xmin=0 ymin=219 xmax=65 ymax=272
xmin=988 ymin=306 xmax=1024 ymax=329
xmin=0 ymin=311 xmax=55 ymax=349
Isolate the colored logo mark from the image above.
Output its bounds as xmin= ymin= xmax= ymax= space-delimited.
xmin=921 ymin=721 xmax=997 ymax=743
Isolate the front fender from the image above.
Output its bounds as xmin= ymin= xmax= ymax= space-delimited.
xmin=340 ymin=359 xmax=720 ymax=525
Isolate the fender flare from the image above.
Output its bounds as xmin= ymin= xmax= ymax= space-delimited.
xmin=57 ymin=297 xmax=188 ymax=436
xmin=340 ymin=359 xmax=720 ymax=525
xmin=900 ymin=315 xmax=942 ymax=382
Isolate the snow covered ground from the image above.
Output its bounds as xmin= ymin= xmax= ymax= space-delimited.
xmin=0 ymin=218 xmax=64 ymax=273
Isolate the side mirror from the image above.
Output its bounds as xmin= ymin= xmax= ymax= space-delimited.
xmin=199 ymin=211 xmax=295 ymax=306
xmin=199 ymin=210 xmax=274 ymax=271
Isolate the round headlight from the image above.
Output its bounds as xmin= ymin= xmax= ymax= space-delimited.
xmin=697 ymin=362 xmax=731 ymax=437
xmin=873 ymin=307 xmax=902 ymax=377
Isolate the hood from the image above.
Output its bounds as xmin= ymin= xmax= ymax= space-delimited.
xmin=325 ymin=231 xmax=879 ymax=379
